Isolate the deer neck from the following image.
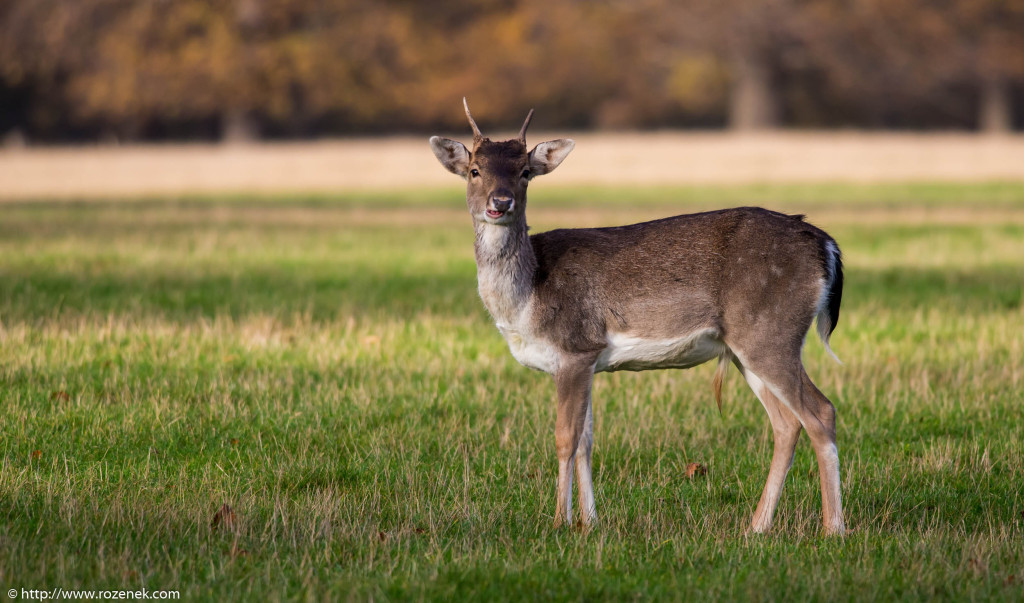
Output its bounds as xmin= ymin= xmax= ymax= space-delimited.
xmin=473 ymin=214 xmax=536 ymax=327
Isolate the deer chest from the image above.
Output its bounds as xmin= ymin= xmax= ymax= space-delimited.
xmin=495 ymin=323 xmax=561 ymax=375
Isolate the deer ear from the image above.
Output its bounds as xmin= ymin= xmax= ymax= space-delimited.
xmin=528 ymin=139 xmax=575 ymax=176
xmin=430 ymin=136 xmax=470 ymax=177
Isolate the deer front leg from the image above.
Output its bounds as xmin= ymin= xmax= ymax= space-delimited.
xmin=553 ymin=357 xmax=596 ymax=529
xmin=574 ymin=400 xmax=597 ymax=527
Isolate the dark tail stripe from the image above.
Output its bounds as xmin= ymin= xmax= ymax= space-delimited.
xmin=826 ymin=244 xmax=843 ymax=337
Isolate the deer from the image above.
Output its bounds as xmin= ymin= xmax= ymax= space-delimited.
xmin=429 ymin=100 xmax=846 ymax=536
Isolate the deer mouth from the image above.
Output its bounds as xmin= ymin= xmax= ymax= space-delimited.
xmin=486 ymin=209 xmax=506 ymax=219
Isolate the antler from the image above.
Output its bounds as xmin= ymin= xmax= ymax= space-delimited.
xmin=463 ymin=97 xmax=483 ymax=143
xmin=518 ymin=108 xmax=534 ymax=142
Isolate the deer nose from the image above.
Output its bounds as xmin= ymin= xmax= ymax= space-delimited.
xmin=490 ymin=192 xmax=514 ymax=213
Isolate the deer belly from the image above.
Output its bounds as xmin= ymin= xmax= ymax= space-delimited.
xmin=596 ymin=329 xmax=724 ymax=373
xmin=499 ymin=328 xmax=560 ymax=374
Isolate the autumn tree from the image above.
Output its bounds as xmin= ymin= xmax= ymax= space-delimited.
xmin=796 ymin=0 xmax=1024 ymax=131
xmin=1 ymin=0 xmax=1021 ymax=139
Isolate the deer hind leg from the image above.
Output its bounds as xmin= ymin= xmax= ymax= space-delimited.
xmin=553 ymin=357 xmax=596 ymax=528
xmin=799 ymin=368 xmax=845 ymax=535
xmin=736 ymin=359 xmax=802 ymax=534
xmin=736 ymin=355 xmax=845 ymax=536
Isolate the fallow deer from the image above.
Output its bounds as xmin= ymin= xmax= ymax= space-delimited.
xmin=429 ymin=100 xmax=846 ymax=535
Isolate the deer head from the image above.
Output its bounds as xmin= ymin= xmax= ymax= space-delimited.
xmin=430 ymin=99 xmax=575 ymax=225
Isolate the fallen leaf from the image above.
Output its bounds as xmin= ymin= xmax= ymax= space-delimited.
xmin=378 ymin=530 xmax=387 ymax=542
xmin=211 ymin=504 xmax=238 ymax=532
xmin=51 ymin=391 xmax=70 ymax=402
xmin=1004 ymin=574 xmax=1015 ymax=586
xmin=414 ymin=527 xmax=427 ymax=534
xmin=229 ymin=438 xmax=239 ymax=446
xmin=31 ymin=450 xmax=42 ymax=460
xmin=685 ymin=462 xmax=707 ymax=479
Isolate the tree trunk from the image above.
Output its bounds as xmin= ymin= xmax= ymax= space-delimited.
xmin=222 ymin=107 xmax=260 ymax=144
xmin=979 ymin=75 xmax=1013 ymax=134
xmin=729 ymin=46 xmax=779 ymax=131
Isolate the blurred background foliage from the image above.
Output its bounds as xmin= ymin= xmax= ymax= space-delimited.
xmin=0 ymin=0 xmax=1022 ymax=142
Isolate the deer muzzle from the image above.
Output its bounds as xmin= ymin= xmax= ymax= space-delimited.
xmin=487 ymin=192 xmax=515 ymax=218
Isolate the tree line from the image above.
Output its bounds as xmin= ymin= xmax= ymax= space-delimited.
xmin=1 ymin=0 xmax=1021 ymax=142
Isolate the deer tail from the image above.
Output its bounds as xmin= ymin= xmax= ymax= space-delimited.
xmin=816 ymin=238 xmax=844 ymax=364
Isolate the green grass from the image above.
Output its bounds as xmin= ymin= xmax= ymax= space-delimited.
xmin=1 ymin=185 xmax=1023 ymax=600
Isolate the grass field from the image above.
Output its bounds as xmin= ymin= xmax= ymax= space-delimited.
xmin=1 ymin=184 xmax=1023 ymax=600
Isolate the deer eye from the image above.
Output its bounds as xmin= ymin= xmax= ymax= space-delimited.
xmin=521 ymin=169 xmax=531 ymax=179
xmin=470 ymin=168 xmax=480 ymax=178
